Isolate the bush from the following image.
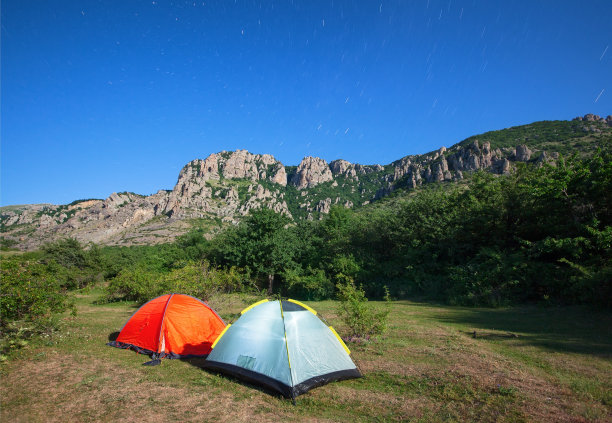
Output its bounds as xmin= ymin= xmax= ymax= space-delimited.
xmin=103 ymin=261 xmax=245 ymax=304
xmin=103 ymin=264 xmax=161 ymax=303
xmin=156 ymin=261 xmax=244 ymax=302
xmin=42 ymin=238 xmax=88 ymax=269
xmin=0 ymin=257 xmax=76 ymax=356
xmin=284 ymin=267 xmax=334 ymax=300
xmin=336 ymin=280 xmax=390 ymax=339
xmin=41 ymin=239 xmax=104 ymax=289
xmin=0 ymin=258 xmax=75 ymax=325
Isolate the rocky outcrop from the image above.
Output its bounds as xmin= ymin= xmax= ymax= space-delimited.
xmin=314 ymin=198 xmax=332 ymax=214
xmin=514 ymin=145 xmax=532 ymax=162
xmin=573 ymin=113 xmax=612 ymax=126
xmin=175 ymin=150 xmax=286 ymax=187
xmin=445 ymin=140 xmax=509 ymax=175
xmin=0 ymin=138 xmax=551 ymax=250
xmin=535 ymin=151 xmax=559 ymax=166
xmin=290 ymin=157 xmax=333 ymax=189
xmin=165 ymin=150 xmax=289 ymax=218
xmin=387 ymin=137 xmax=549 ymax=190
xmin=269 ymin=164 xmax=287 ymax=186
xmin=330 ymin=159 xmax=358 ymax=180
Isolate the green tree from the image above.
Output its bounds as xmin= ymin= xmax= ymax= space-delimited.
xmin=210 ymin=208 xmax=297 ymax=294
xmin=42 ymin=238 xmax=88 ymax=269
xmin=176 ymin=228 xmax=210 ymax=261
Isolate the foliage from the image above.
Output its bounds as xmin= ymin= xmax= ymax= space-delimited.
xmin=175 ymin=228 xmax=210 ymax=261
xmin=205 ymin=149 xmax=610 ymax=307
xmin=101 ymin=264 xmax=159 ymax=303
xmin=98 ymin=243 xmax=185 ymax=278
xmin=283 ymin=267 xmax=333 ymax=300
xmin=42 ymin=238 xmax=90 ymax=268
xmin=96 ymin=147 xmax=610 ymax=308
xmin=3 ymin=137 xmax=611 ymax=316
xmin=209 ymin=208 xmax=295 ymax=293
xmin=336 ymin=280 xmax=390 ymax=338
xmin=0 ymin=237 xmax=19 ymax=251
xmin=103 ymin=261 xmax=245 ymax=304
xmin=41 ymin=239 xmax=103 ymax=289
xmin=0 ymin=257 xmax=76 ymax=356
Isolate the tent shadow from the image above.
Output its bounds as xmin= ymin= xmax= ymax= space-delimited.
xmin=181 ymin=357 xmax=287 ymax=399
xmin=108 ymin=331 xmax=120 ymax=342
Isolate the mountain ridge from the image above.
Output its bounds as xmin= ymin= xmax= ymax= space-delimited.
xmin=2 ymin=115 xmax=611 ymax=250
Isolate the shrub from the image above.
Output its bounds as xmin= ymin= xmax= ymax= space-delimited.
xmin=0 ymin=237 xmax=18 ymax=251
xmin=103 ymin=261 xmax=245 ymax=304
xmin=336 ymin=280 xmax=390 ymax=339
xmin=42 ymin=238 xmax=88 ymax=269
xmin=156 ymin=261 xmax=244 ymax=302
xmin=0 ymin=257 xmax=76 ymax=356
xmin=284 ymin=267 xmax=334 ymax=301
xmin=0 ymin=258 xmax=75 ymax=325
xmin=103 ymin=264 xmax=161 ymax=303
xmin=41 ymin=239 xmax=104 ymax=289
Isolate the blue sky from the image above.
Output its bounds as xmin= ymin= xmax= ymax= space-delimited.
xmin=2 ymin=0 xmax=611 ymax=206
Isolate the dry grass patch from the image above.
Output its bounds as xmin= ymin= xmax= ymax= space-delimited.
xmin=0 ymin=352 xmax=293 ymax=423
xmin=1 ymin=294 xmax=610 ymax=422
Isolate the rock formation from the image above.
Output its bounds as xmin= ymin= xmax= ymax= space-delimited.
xmin=573 ymin=113 xmax=612 ymax=126
xmin=3 ymin=115 xmax=609 ymax=250
xmin=290 ymin=157 xmax=334 ymax=189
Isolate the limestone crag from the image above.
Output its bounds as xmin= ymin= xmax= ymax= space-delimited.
xmin=443 ymin=140 xmax=510 ymax=175
xmin=573 ymin=113 xmax=612 ymax=126
xmin=329 ymin=159 xmax=358 ymax=180
xmin=165 ymin=150 xmax=289 ymax=219
xmin=387 ymin=139 xmax=542 ymax=191
xmin=514 ymin=145 xmax=532 ymax=162
xmin=290 ymin=157 xmax=334 ymax=189
xmin=0 ymin=139 xmax=559 ymax=250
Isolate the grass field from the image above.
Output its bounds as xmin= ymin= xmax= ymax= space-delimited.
xmin=1 ymin=288 xmax=611 ymax=422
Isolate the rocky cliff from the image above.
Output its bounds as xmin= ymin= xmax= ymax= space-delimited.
xmin=2 ymin=115 xmax=610 ymax=250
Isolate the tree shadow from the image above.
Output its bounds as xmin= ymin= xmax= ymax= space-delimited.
xmin=461 ymin=330 xmax=520 ymax=340
xmin=423 ymin=304 xmax=612 ymax=358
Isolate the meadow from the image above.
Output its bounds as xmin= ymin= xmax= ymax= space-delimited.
xmin=1 ymin=287 xmax=610 ymax=422
xmin=1 ymin=146 xmax=610 ymax=421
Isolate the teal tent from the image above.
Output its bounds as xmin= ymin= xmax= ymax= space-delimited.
xmin=204 ymin=299 xmax=361 ymax=398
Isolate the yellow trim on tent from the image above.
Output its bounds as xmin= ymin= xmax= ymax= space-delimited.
xmin=329 ymin=326 xmax=351 ymax=355
xmin=287 ymin=299 xmax=317 ymax=315
xmin=284 ymin=331 xmax=292 ymax=368
xmin=211 ymin=324 xmax=231 ymax=349
xmin=279 ymin=300 xmax=292 ymax=371
xmin=240 ymin=299 xmax=269 ymax=315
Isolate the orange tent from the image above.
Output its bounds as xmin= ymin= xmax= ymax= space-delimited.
xmin=108 ymin=294 xmax=225 ymax=360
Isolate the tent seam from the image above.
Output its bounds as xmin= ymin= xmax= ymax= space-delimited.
xmin=156 ymin=293 xmax=174 ymax=354
xmin=279 ymin=299 xmax=296 ymax=398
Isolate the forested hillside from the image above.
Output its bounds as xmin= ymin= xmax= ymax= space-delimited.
xmin=207 ymin=148 xmax=612 ymax=306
